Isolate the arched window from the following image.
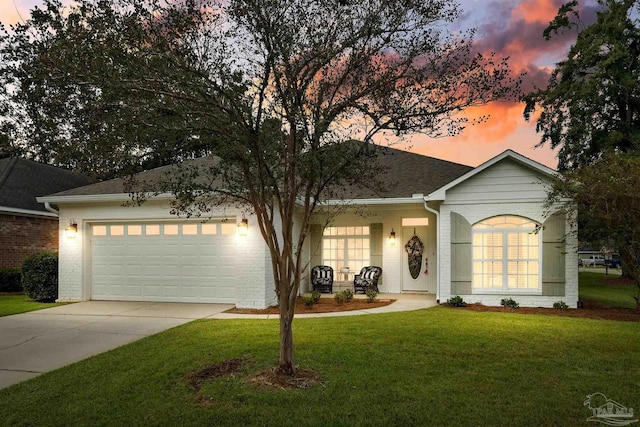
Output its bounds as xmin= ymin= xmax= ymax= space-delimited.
xmin=472 ymin=215 xmax=540 ymax=292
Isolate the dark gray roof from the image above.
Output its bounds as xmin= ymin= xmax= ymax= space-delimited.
xmin=344 ymin=145 xmax=473 ymax=198
xmin=0 ymin=158 xmax=93 ymax=212
xmin=46 ymin=146 xmax=472 ymax=200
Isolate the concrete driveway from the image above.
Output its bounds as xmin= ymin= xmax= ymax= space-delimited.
xmin=0 ymin=301 xmax=233 ymax=390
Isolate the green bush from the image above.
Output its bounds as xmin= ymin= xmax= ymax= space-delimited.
xmin=311 ymin=290 xmax=322 ymax=304
xmin=21 ymin=252 xmax=58 ymax=302
xmin=500 ymin=297 xmax=519 ymax=309
xmin=553 ymin=301 xmax=569 ymax=310
xmin=343 ymin=289 xmax=354 ymax=302
xmin=334 ymin=292 xmax=346 ymax=305
xmin=304 ymin=295 xmax=316 ymax=308
xmin=365 ymin=289 xmax=378 ymax=303
xmin=448 ymin=295 xmax=467 ymax=307
xmin=0 ymin=267 xmax=22 ymax=292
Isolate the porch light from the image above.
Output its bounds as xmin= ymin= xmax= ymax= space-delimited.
xmin=389 ymin=229 xmax=396 ymax=245
xmin=65 ymin=221 xmax=78 ymax=239
xmin=237 ymin=218 xmax=249 ymax=236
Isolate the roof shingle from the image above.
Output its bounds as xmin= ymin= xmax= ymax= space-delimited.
xmin=0 ymin=158 xmax=93 ymax=212
xmin=45 ymin=146 xmax=472 ymax=200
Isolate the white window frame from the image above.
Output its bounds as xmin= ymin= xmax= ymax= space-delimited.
xmin=472 ymin=216 xmax=542 ymax=295
xmin=321 ymin=226 xmax=370 ymax=275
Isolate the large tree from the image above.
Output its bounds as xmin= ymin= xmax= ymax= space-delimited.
xmin=1 ymin=0 xmax=518 ymax=374
xmin=523 ymin=0 xmax=640 ymax=171
xmin=524 ymin=0 xmax=640 ymax=286
xmin=547 ymin=152 xmax=640 ymax=311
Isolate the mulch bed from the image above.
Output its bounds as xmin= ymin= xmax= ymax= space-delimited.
xmin=225 ymin=297 xmax=394 ymax=315
xmin=186 ymin=357 xmax=323 ymax=396
xmin=248 ymin=366 xmax=323 ymax=390
xmin=187 ymin=358 xmax=247 ymax=391
xmin=446 ymin=300 xmax=639 ymax=322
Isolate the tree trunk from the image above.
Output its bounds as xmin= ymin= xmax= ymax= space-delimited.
xmin=278 ymin=303 xmax=295 ymax=375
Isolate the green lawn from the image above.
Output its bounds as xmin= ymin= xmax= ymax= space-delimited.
xmin=1 ymin=307 xmax=639 ymax=426
xmin=579 ymin=272 xmax=638 ymax=308
xmin=0 ymin=295 xmax=67 ymax=317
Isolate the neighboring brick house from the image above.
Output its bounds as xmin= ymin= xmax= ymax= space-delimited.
xmin=0 ymin=158 xmax=92 ymax=268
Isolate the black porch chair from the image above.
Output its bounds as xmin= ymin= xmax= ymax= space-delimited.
xmin=353 ymin=266 xmax=382 ymax=293
xmin=311 ymin=265 xmax=334 ymax=293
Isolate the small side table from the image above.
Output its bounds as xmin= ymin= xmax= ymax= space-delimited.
xmin=338 ymin=270 xmax=353 ymax=281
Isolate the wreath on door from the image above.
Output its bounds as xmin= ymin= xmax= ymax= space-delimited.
xmin=405 ymin=234 xmax=424 ymax=279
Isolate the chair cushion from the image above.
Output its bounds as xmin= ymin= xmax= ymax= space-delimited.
xmin=316 ymin=269 xmax=331 ymax=279
xmin=363 ymin=269 xmax=376 ymax=280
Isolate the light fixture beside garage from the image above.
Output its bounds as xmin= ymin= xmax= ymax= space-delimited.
xmin=237 ymin=217 xmax=249 ymax=236
xmin=65 ymin=220 xmax=78 ymax=239
xmin=389 ymin=229 xmax=396 ymax=245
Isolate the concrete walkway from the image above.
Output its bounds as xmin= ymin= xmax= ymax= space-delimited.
xmin=0 ymin=294 xmax=437 ymax=390
xmin=0 ymin=301 xmax=232 ymax=390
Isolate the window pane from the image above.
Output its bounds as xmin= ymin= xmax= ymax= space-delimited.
xmin=145 ymin=225 xmax=160 ymax=235
xmin=202 ymin=224 xmax=217 ymax=235
xmin=402 ymin=218 xmax=429 ymax=226
xmin=93 ymin=225 xmax=107 ymax=236
xmin=127 ymin=225 xmax=142 ymax=236
xmin=183 ymin=224 xmax=198 ymax=235
xmin=110 ymin=225 xmax=124 ymax=236
xmin=221 ymin=223 xmax=235 ymax=235
xmin=164 ymin=224 xmax=178 ymax=235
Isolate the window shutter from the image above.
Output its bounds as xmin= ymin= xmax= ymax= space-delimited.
xmin=370 ymin=223 xmax=383 ymax=268
xmin=451 ymin=212 xmax=472 ymax=295
xmin=309 ymin=224 xmax=323 ymax=270
xmin=542 ymin=212 xmax=566 ymax=296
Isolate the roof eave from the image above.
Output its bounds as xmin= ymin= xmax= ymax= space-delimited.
xmin=0 ymin=206 xmax=58 ymax=218
xmin=36 ymin=192 xmax=175 ymax=204
xmin=320 ymin=196 xmax=426 ymax=206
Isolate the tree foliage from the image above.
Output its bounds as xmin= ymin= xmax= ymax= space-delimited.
xmin=1 ymin=0 xmax=518 ymax=373
xmin=0 ymin=0 xmax=215 ymax=178
xmin=547 ymin=151 xmax=640 ymax=310
xmin=523 ymin=0 xmax=640 ymax=171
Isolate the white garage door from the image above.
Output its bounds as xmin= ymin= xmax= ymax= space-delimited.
xmin=90 ymin=222 xmax=238 ymax=303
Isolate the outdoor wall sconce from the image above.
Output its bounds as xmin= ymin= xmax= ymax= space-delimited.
xmin=389 ymin=229 xmax=396 ymax=245
xmin=65 ymin=221 xmax=78 ymax=239
xmin=237 ymin=218 xmax=249 ymax=236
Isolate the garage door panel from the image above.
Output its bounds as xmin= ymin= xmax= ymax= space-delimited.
xmin=91 ymin=222 xmax=237 ymax=303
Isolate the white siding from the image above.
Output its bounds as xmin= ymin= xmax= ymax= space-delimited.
xmin=444 ymin=159 xmax=549 ymax=204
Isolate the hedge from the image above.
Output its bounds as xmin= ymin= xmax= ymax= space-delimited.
xmin=0 ymin=267 xmax=22 ymax=292
xmin=21 ymin=252 xmax=58 ymax=302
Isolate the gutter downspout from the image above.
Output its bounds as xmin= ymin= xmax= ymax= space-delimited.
xmin=423 ymin=197 xmax=440 ymax=303
xmin=44 ymin=202 xmax=59 ymax=216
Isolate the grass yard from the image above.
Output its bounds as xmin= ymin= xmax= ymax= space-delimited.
xmin=0 ymin=295 xmax=67 ymax=317
xmin=579 ymin=272 xmax=638 ymax=309
xmin=1 ymin=307 xmax=639 ymax=426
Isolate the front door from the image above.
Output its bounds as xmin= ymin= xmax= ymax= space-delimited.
xmin=402 ymin=226 xmax=430 ymax=292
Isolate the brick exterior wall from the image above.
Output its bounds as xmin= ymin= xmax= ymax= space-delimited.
xmin=0 ymin=214 xmax=58 ymax=268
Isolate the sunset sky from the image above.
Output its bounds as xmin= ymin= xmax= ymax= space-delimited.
xmin=1 ymin=0 xmax=599 ymax=169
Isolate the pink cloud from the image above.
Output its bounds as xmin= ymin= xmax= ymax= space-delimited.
xmin=408 ymin=0 xmax=599 ymax=169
